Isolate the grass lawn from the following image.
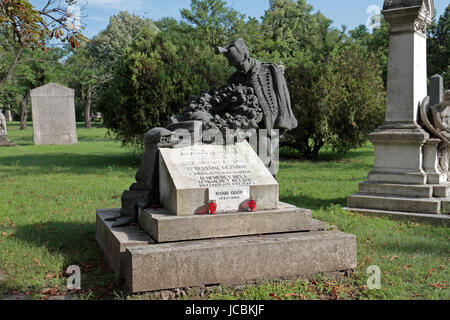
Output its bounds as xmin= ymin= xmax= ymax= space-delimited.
xmin=0 ymin=122 xmax=448 ymax=300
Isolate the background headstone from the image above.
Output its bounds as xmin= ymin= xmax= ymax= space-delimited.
xmin=6 ymin=110 xmax=12 ymax=122
xmin=430 ymin=74 xmax=444 ymax=107
xmin=30 ymin=83 xmax=77 ymax=145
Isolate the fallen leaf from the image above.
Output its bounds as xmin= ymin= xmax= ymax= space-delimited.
xmin=269 ymin=293 xmax=281 ymax=300
xmin=402 ymin=264 xmax=412 ymax=272
xmin=389 ymin=256 xmax=399 ymax=262
xmin=429 ymin=283 xmax=447 ymax=289
xmin=425 ymin=268 xmax=435 ymax=280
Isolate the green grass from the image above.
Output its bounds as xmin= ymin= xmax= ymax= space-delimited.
xmin=0 ymin=122 xmax=448 ymax=300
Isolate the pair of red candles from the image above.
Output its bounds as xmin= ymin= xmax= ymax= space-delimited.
xmin=208 ymin=199 xmax=256 ymax=215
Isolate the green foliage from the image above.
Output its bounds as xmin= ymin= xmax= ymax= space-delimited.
xmin=284 ymin=44 xmax=385 ymax=159
xmin=65 ymin=46 xmax=110 ymax=124
xmin=428 ymin=4 xmax=449 ymax=88
xmin=95 ymin=0 xmax=386 ymax=157
xmin=181 ymin=0 xmax=245 ymax=47
xmin=89 ymin=11 xmax=160 ymax=73
xmin=98 ymin=28 xmax=229 ymax=146
xmin=0 ymin=43 xmax=68 ymax=117
xmin=349 ymin=19 xmax=390 ymax=85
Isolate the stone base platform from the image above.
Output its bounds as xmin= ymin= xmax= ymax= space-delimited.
xmin=348 ymin=181 xmax=450 ymax=217
xmin=348 ymin=193 xmax=443 ymax=214
xmin=0 ymin=135 xmax=16 ymax=147
xmin=344 ymin=207 xmax=450 ymax=227
xmin=138 ymin=202 xmax=312 ymax=243
xmin=96 ymin=209 xmax=357 ymax=294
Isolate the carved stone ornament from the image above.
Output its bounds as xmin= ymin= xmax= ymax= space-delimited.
xmin=420 ymin=90 xmax=450 ymax=173
xmin=382 ymin=0 xmax=434 ymax=34
xmin=0 ymin=111 xmax=6 ymax=135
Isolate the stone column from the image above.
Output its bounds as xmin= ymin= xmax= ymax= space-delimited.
xmin=368 ymin=0 xmax=434 ymax=185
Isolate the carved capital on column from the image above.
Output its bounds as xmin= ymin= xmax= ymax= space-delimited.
xmin=382 ymin=0 xmax=434 ymax=35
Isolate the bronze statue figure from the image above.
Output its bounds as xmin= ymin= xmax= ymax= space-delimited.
xmin=108 ymin=39 xmax=298 ymax=227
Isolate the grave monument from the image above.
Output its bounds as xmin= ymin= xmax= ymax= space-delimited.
xmin=0 ymin=110 xmax=15 ymax=147
xmin=347 ymin=0 xmax=449 ymax=226
xmin=30 ymin=83 xmax=77 ymax=146
xmin=96 ymin=39 xmax=357 ymax=294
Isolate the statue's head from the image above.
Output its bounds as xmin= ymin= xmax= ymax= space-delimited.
xmin=215 ymin=39 xmax=252 ymax=74
xmin=445 ymin=90 xmax=450 ymax=103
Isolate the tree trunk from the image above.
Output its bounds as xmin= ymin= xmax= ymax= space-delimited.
xmin=0 ymin=46 xmax=24 ymax=87
xmin=311 ymin=140 xmax=325 ymax=161
xmin=20 ymin=91 xmax=30 ymax=130
xmin=84 ymin=86 xmax=92 ymax=129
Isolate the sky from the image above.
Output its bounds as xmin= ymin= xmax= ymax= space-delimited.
xmin=30 ymin=0 xmax=449 ymax=39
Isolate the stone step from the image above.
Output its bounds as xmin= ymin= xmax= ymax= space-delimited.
xmin=432 ymin=185 xmax=450 ymax=198
xmin=344 ymin=207 xmax=450 ymax=227
xmin=96 ymin=209 xmax=155 ymax=276
xmin=347 ymin=194 xmax=441 ymax=214
xmin=125 ymin=231 xmax=357 ymax=293
xmin=358 ymin=182 xmax=433 ymax=198
xmin=138 ymin=202 xmax=312 ymax=243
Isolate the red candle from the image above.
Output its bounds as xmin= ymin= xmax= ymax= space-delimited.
xmin=209 ymin=200 xmax=217 ymax=215
xmin=248 ymin=199 xmax=256 ymax=212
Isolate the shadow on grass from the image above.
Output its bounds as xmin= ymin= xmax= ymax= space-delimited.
xmin=0 ymin=153 xmax=141 ymax=176
xmin=16 ymin=222 xmax=96 ymax=261
xmin=279 ymin=161 xmax=373 ymax=173
xmin=379 ymin=238 xmax=450 ymax=257
xmin=280 ymin=194 xmax=347 ymax=211
xmin=11 ymin=222 xmax=116 ymax=292
xmin=280 ymin=146 xmax=373 ymax=162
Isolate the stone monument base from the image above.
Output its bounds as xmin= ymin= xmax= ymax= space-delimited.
xmin=0 ymin=135 xmax=15 ymax=147
xmin=96 ymin=206 xmax=357 ymax=294
xmin=347 ymin=181 xmax=450 ymax=227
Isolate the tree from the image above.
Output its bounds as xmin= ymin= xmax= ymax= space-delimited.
xmin=89 ymin=11 xmax=159 ymax=73
xmin=98 ymin=28 xmax=229 ymax=146
xmin=284 ymin=44 xmax=385 ymax=160
xmin=428 ymin=4 xmax=449 ymax=88
xmin=65 ymin=46 xmax=111 ymax=128
xmin=181 ymin=0 xmax=245 ymax=47
xmin=349 ymin=19 xmax=390 ymax=85
xmin=11 ymin=46 xmax=68 ymax=129
xmin=0 ymin=0 xmax=86 ymax=87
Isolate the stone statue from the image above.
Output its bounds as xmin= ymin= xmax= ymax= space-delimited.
xmin=107 ymin=39 xmax=298 ymax=227
xmin=0 ymin=109 xmax=15 ymax=147
xmin=420 ymin=90 xmax=450 ymax=174
xmin=0 ymin=110 xmax=7 ymax=135
xmin=431 ymin=90 xmax=450 ymax=138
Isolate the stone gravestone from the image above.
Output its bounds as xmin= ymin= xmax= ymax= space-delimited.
xmin=0 ymin=110 xmax=15 ymax=147
xmin=30 ymin=83 xmax=77 ymax=145
xmin=158 ymin=141 xmax=279 ymax=215
xmin=96 ymin=39 xmax=357 ymax=294
xmin=347 ymin=0 xmax=450 ymax=226
xmin=430 ymin=74 xmax=444 ymax=107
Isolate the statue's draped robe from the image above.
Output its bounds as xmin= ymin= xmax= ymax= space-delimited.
xmin=227 ymin=60 xmax=298 ymax=132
